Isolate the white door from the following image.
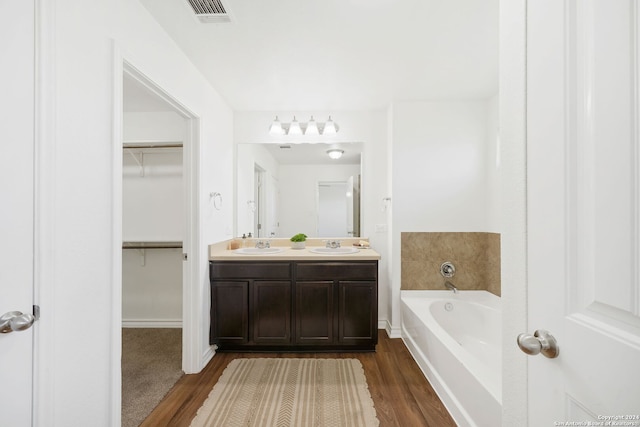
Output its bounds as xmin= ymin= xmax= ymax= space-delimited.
xmin=317 ymin=182 xmax=348 ymax=237
xmin=527 ymin=0 xmax=640 ymax=424
xmin=0 ymin=0 xmax=36 ymax=424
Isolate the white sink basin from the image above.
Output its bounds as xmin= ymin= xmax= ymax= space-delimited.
xmin=308 ymin=247 xmax=360 ymax=254
xmin=234 ymin=247 xmax=284 ymax=255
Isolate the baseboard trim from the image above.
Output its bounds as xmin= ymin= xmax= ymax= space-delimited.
xmin=201 ymin=345 xmax=216 ymax=370
xmin=122 ymin=319 xmax=182 ymax=328
xmin=385 ymin=320 xmax=402 ymax=339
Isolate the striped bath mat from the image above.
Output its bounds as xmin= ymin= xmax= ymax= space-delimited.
xmin=190 ymin=358 xmax=379 ymax=427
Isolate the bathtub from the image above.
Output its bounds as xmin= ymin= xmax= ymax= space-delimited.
xmin=400 ymin=290 xmax=501 ymax=427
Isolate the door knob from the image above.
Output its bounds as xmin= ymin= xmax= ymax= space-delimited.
xmin=517 ymin=329 xmax=559 ymax=358
xmin=0 ymin=310 xmax=35 ymax=333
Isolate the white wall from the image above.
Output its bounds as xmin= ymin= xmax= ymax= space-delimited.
xmin=389 ymin=99 xmax=498 ymax=331
xmin=392 ymin=100 xmax=493 ymax=231
xmin=486 ymin=95 xmax=501 ymax=233
xmin=37 ymin=0 xmax=234 ymax=424
xmin=121 ymin=248 xmax=183 ymax=325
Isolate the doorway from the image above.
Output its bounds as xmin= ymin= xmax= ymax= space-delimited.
xmin=317 ymin=176 xmax=360 ymax=237
xmin=116 ymin=62 xmax=201 ymax=422
xmin=317 ymin=181 xmax=349 ymax=237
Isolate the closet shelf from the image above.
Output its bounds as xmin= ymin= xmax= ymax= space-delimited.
xmin=122 ymin=241 xmax=183 ymax=249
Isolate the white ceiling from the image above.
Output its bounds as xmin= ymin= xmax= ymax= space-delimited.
xmin=138 ymin=0 xmax=499 ymax=112
xmin=125 ymin=0 xmax=498 ymax=164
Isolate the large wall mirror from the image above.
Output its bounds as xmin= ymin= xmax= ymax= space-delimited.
xmin=236 ymin=142 xmax=363 ymax=239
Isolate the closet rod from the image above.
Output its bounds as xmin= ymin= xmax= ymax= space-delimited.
xmin=123 ymin=143 xmax=183 ymax=149
xmin=122 ymin=241 xmax=183 ymax=249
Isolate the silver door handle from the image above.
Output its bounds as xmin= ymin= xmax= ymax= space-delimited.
xmin=0 ymin=311 xmax=35 ymax=333
xmin=517 ymin=329 xmax=559 ymax=358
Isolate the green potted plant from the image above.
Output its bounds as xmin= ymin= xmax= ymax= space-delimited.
xmin=290 ymin=233 xmax=307 ymax=249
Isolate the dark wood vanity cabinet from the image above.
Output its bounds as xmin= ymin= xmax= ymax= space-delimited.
xmin=209 ymin=260 xmax=378 ymax=352
xmin=252 ymin=280 xmax=291 ymax=344
xmin=210 ymin=281 xmax=249 ymax=344
xmin=209 ymin=262 xmax=292 ymax=347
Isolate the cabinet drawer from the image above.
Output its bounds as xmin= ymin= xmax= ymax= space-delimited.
xmin=296 ymin=262 xmax=377 ymax=281
xmin=210 ymin=261 xmax=292 ymax=279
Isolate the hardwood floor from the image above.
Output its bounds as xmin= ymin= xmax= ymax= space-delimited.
xmin=140 ymin=330 xmax=456 ymax=427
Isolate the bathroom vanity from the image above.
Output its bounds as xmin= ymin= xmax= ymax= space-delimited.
xmin=208 ymin=241 xmax=380 ymax=352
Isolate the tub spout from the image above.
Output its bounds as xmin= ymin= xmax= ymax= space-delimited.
xmin=444 ymin=281 xmax=458 ymax=294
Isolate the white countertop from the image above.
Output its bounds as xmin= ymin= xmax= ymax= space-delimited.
xmin=209 ymin=238 xmax=381 ymax=261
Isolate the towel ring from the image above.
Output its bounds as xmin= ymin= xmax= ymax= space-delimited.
xmin=210 ymin=192 xmax=222 ymax=210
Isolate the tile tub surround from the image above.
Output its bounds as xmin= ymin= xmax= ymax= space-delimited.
xmin=401 ymin=232 xmax=501 ymax=296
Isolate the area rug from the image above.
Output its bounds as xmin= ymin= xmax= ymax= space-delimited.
xmin=190 ymin=358 xmax=379 ymax=427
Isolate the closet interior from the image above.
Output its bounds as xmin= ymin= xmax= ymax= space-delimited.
xmin=122 ymin=113 xmax=185 ymax=329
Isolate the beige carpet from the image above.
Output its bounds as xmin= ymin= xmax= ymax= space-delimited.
xmin=122 ymin=328 xmax=183 ymax=427
xmin=190 ymin=358 xmax=379 ymax=427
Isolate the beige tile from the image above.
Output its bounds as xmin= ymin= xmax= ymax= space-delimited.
xmin=400 ymin=232 xmax=501 ymax=296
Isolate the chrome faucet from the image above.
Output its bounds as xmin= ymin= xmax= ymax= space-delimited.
xmin=325 ymin=240 xmax=341 ymax=249
xmin=255 ymin=240 xmax=270 ymax=249
xmin=444 ymin=281 xmax=458 ymax=294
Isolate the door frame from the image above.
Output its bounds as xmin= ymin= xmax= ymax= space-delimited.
xmin=32 ymin=0 xmax=57 ymax=423
xmin=499 ymin=0 xmax=529 ymax=425
xmin=111 ymin=50 xmax=202 ymax=420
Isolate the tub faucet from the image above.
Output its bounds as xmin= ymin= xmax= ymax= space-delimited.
xmin=444 ymin=281 xmax=458 ymax=294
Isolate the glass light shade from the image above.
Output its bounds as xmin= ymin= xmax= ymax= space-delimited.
xmin=288 ymin=116 xmax=302 ymax=135
xmin=269 ymin=116 xmax=284 ymax=135
xmin=323 ymin=116 xmax=337 ymax=134
xmin=305 ymin=116 xmax=319 ymax=135
xmin=327 ymin=149 xmax=344 ymax=159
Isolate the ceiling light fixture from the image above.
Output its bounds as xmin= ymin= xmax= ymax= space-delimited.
xmin=327 ymin=149 xmax=344 ymax=159
xmin=268 ymin=116 xmax=339 ymax=136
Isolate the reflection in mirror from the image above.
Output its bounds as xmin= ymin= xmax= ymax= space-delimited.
xmin=236 ymin=143 xmax=362 ymax=238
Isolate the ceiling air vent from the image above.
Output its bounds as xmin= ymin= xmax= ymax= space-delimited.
xmin=186 ymin=0 xmax=232 ymax=23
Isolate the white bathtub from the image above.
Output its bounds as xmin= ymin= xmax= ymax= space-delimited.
xmin=401 ymin=290 xmax=501 ymax=427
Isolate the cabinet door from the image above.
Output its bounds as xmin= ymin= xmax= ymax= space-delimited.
xmin=252 ymin=281 xmax=291 ymax=344
xmin=210 ymin=281 xmax=248 ymax=344
xmin=338 ymin=281 xmax=377 ymax=345
xmin=295 ymin=281 xmax=334 ymax=344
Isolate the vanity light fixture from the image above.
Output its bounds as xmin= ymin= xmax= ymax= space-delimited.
xmin=269 ymin=116 xmax=285 ymax=135
xmin=323 ymin=116 xmax=337 ymax=135
xmin=288 ymin=116 xmax=302 ymax=135
xmin=268 ymin=115 xmax=339 ymax=136
xmin=305 ymin=116 xmax=319 ymax=135
xmin=327 ymin=149 xmax=344 ymax=160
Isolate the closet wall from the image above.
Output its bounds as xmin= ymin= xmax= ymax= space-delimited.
xmin=122 ymin=111 xmax=185 ymax=327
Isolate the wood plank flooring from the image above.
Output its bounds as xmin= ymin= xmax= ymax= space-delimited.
xmin=140 ymin=330 xmax=456 ymax=427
